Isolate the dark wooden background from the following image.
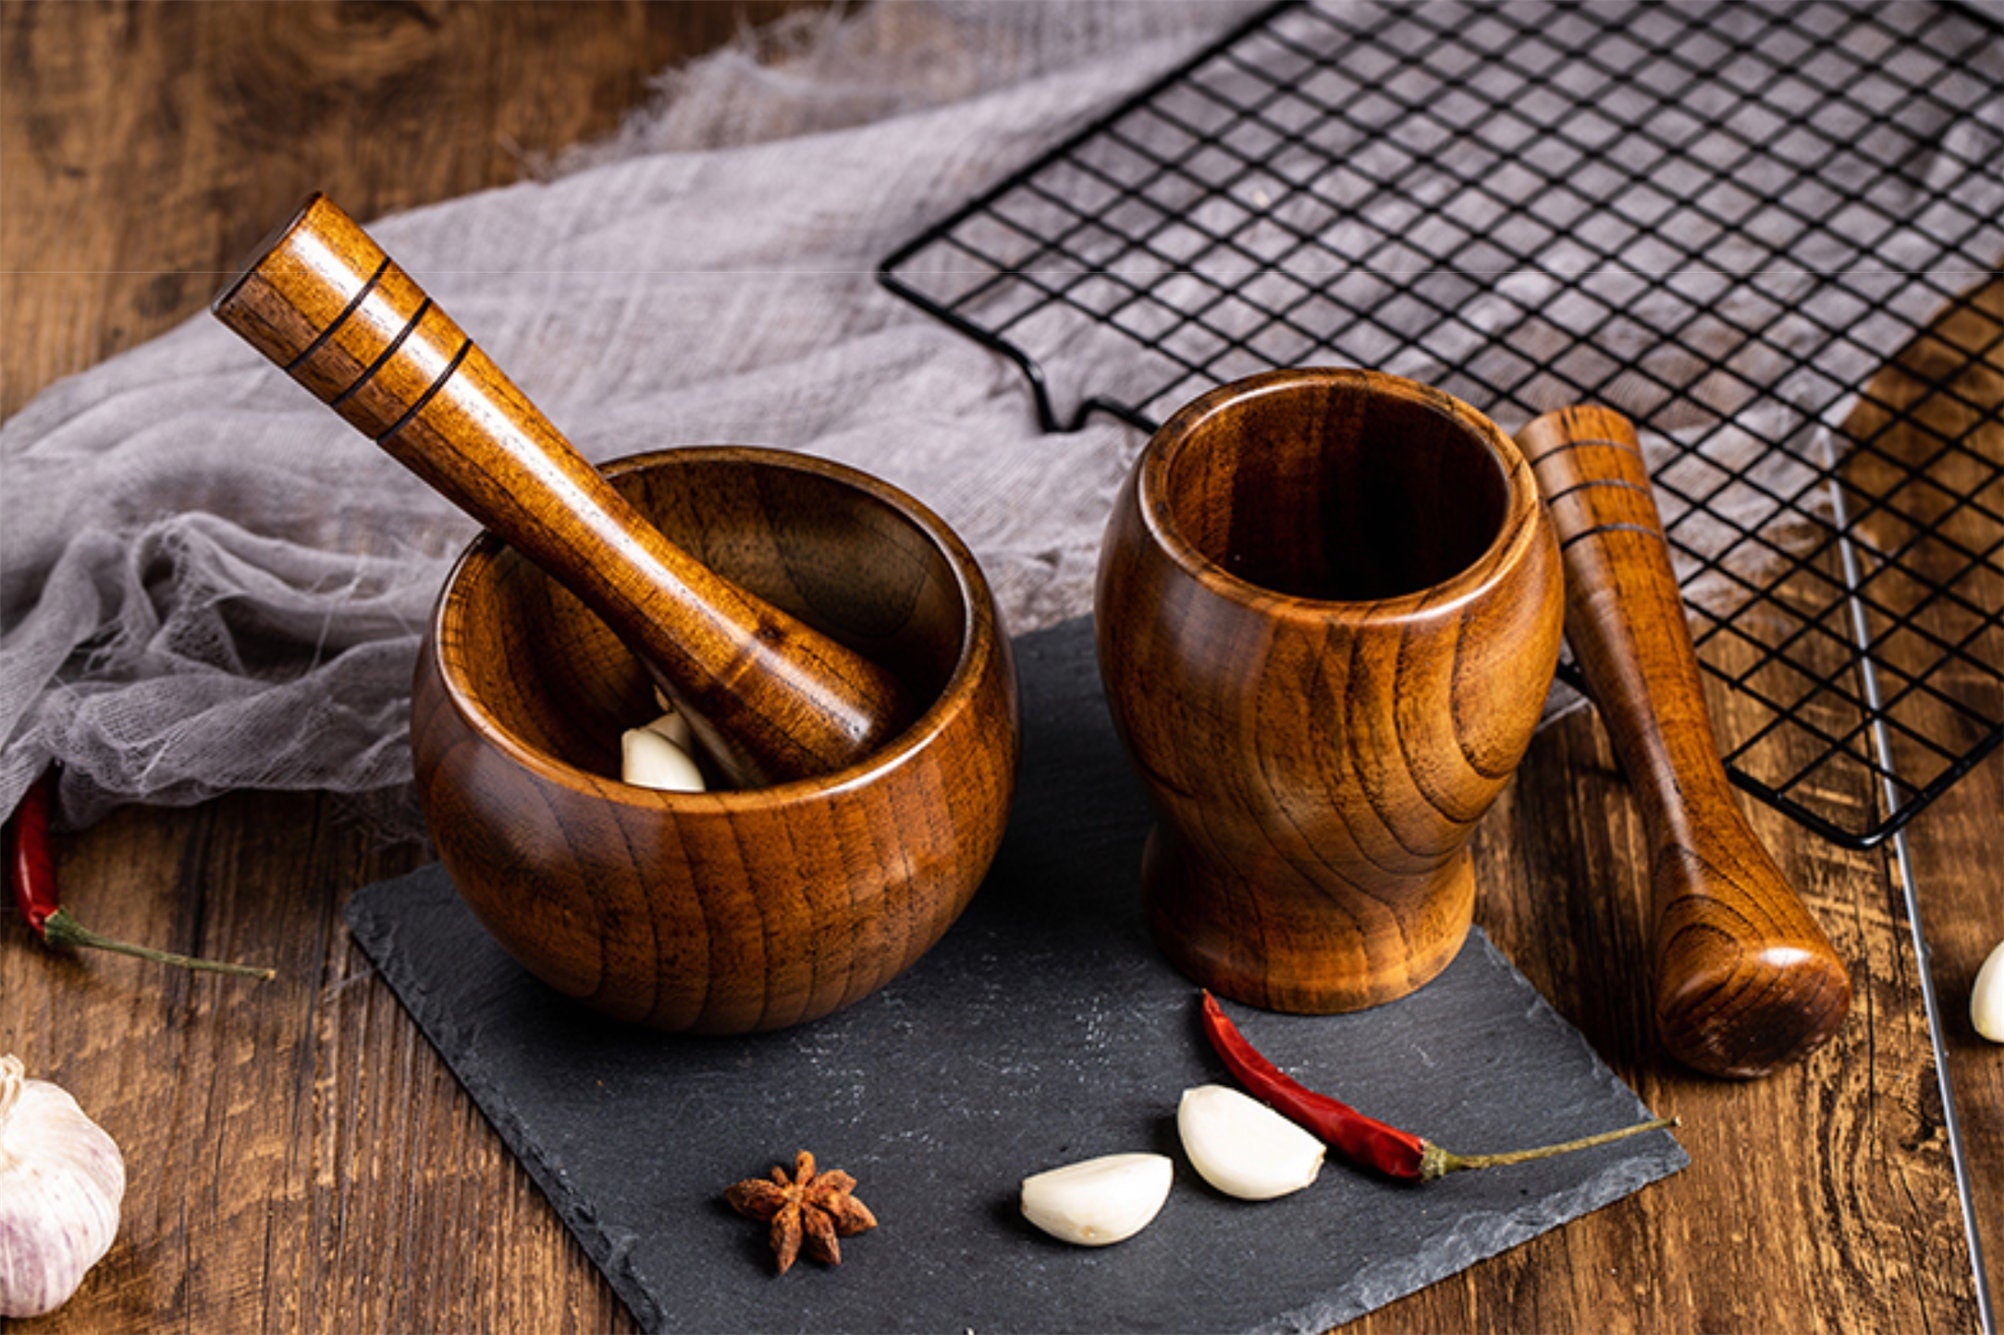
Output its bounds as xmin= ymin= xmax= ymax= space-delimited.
xmin=2 ymin=2 xmax=1997 ymax=1331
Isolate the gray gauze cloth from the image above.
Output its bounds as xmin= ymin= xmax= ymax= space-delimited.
xmin=4 ymin=0 xmax=1999 ymax=827
xmin=0 ymin=1 xmax=1263 ymax=825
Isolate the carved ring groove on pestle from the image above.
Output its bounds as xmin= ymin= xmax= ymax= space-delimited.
xmin=213 ymin=193 xmax=917 ymax=787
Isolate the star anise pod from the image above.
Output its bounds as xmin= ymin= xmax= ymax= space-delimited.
xmin=725 ymin=1150 xmax=878 ymax=1275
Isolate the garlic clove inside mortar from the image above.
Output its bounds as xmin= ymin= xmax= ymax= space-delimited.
xmin=641 ymin=705 xmax=695 ymax=752
xmin=621 ymin=724 xmax=706 ymax=792
xmin=0 ymin=1055 xmax=125 ymax=1318
xmin=1019 ymin=1153 xmax=1172 ymax=1246
xmin=1178 ymin=1084 xmax=1325 ymax=1200
xmin=1974 ymin=937 xmax=2004 ymax=1043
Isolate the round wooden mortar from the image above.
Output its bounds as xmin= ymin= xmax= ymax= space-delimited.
xmin=1097 ymin=369 xmax=1564 ymax=1013
xmin=414 ymin=447 xmax=1019 ymax=1033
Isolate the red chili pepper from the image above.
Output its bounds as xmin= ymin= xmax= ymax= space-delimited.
xmin=1201 ymin=991 xmax=1673 ymax=1183
xmin=7 ymin=767 xmax=274 ymax=980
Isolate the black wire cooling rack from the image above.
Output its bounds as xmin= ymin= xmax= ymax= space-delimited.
xmin=880 ymin=0 xmax=2004 ymax=850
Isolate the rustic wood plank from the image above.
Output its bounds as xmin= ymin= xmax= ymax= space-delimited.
xmin=1912 ymin=739 xmax=2004 ymax=1325
xmin=0 ymin=0 xmax=812 ymax=419
xmin=1839 ymin=276 xmax=2004 ymax=1322
xmin=1 ymin=1 xmax=1992 ymax=1331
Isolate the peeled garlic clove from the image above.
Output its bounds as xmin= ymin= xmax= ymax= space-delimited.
xmin=1177 ymin=1083 xmax=1324 ymax=1200
xmin=641 ymin=707 xmax=694 ymax=752
xmin=620 ymin=727 xmax=706 ymax=793
xmin=0 ymin=1056 xmax=125 ymax=1318
xmin=1974 ymin=938 xmax=2004 ymax=1043
xmin=1019 ymin=1153 xmax=1172 ymax=1247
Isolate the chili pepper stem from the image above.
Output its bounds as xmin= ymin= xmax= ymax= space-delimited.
xmin=1420 ymin=1116 xmax=1680 ymax=1182
xmin=39 ymin=908 xmax=275 ymax=980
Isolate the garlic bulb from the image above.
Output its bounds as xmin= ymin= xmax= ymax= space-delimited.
xmin=0 ymin=1055 xmax=125 ymax=1318
xmin=1019 ymin=1152 xmax=1172 ymax=1246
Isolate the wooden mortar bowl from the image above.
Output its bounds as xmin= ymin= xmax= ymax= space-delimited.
xmin=414 ymin=447 xmax=1018 ymax=1033
xmin=1097 ymin=369 xmax=1563 ymax=1013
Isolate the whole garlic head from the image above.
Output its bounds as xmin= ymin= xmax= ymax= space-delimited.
xmin=0 ymin=1055 xmax=125 ymax=1318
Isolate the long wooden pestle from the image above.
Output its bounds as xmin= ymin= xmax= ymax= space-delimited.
xmin=213 ymin=194 xmax=911 ymax=788
xmin=1517 ymin=405 xmax=1852 ymax=1078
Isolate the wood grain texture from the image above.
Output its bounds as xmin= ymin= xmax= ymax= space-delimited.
xmin=1838 ymin=275 xmax=2004 ymax=1319
xmin=414 ymin=447 xmax=1017 ymax=1032
xmin=1 ymin=0 xmax=814 ymax=421
xmin=1097 ymin=370 xmax=1565 ymax=1013
xmin=1518 ymin=407 xmax=1851 ymax=1078
xmin=1 ymin=3 xmax=1992 ymax=1331
xmin=212 ymin=194 xmax=915 ymax=787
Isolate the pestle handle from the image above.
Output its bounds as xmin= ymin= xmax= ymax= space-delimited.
xmin=1517 ymin=405 xmax=1851 ymax=1078
xmin=212 ymin=194 xmax=911 ymax=787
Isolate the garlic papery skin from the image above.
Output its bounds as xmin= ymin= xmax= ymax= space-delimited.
xmin=1974 ymin=938 xmax=2004 ymax=1043
xmin=621 ymin=726 xmax=706 ymax=793
xmin=1019 ymin=1153 xmax=1172 ymax=1246
xmin=1178 ymin=1084 xmax=1325 ymax=1200
xmin=0 ymin=1055 xmax=125 ymax=1318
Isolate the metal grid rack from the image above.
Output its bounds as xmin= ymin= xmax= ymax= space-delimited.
xmin=880 ymin=0 xmax=2004 ymax=850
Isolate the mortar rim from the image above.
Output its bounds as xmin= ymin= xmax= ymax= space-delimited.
xmin=1136 ymin=367 xmax=1542 ymax=620
xmin=426 ymin=444 xmax=1001 ymax=809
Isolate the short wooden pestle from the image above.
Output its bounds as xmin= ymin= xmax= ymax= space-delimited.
xmin=213 ymin=194 xmax=911 ymax=787
xmin=1518 ymin=405 xmax=1852 ymax=1077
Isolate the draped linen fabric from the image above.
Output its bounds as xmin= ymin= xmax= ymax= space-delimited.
xmin=0 ymin=1 xmax=1262 ymax=825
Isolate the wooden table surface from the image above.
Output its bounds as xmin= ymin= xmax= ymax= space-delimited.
xmin=3 ymin=3 xmax=1998 ymax=1331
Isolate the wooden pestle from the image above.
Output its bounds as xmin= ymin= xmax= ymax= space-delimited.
xmin=213 ymin=194 xmax=911 ymax=788
xmin=1517 ymin=405 xmax=1852 ymax=1078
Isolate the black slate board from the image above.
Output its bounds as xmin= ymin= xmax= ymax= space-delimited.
xmin=347 ymin=616 xmax=1686 ymax=1334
